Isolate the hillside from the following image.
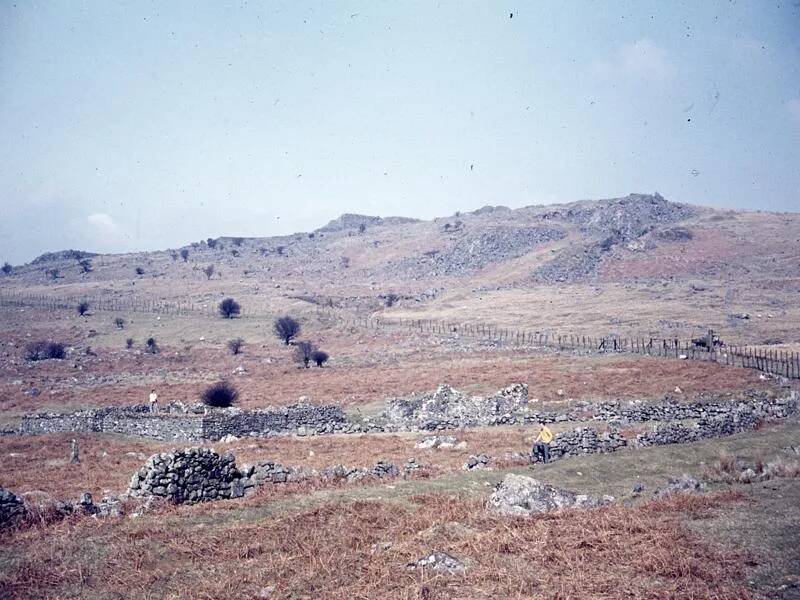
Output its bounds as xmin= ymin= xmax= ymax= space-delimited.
xmin=2 ymin=193 xmax=800 ymax=344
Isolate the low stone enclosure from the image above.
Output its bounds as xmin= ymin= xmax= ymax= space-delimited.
xmin=12 ymin=383 xmax=798 ymax=445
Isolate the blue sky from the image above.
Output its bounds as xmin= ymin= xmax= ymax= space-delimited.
xmin=1 ymin=1 xmax=799 ymax=264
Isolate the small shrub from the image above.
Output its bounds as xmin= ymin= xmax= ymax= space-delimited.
xmin=26 ymin=341 xmax=66 ymax=361
xmin=275 ymin=245 xmax=285 ymax=256
xmin=77 ymin=301 xmax=90 ymax=316
xmin=202 ymin=380 xmax=238 ymax=408
xmin=1 ymin=262 xmax=11 ymax=275
xmin=232 ymin=237 xmax=244 ymax=247
xmin=170 ymin=251 xmax=179 ymax=261
xmin=114 ymin=317 xmax=125 ymax=329
xmin=231 ymin=249 xmax=239 ymax=257
xmin=311 ymin=349 xmax=329 ymax=367
xmin=180 ymin=249 xmax=190 ymax=262
xmin=125 ymin=338 xmax=135 ymax=349
xmin=207 ymin=238 xmax=218 ymax=249
xmin=78 ymin=259 xmax=92 ymax=273
xmin=47 ymin=268 xmax=60 ymax=280
xmin=385 ymin=293 xmax=400 ymax=307
xmin=274 ymin=316 xmax=300 ymax=345
xmin=135 ymin=267 xmax=145 ymax=276
xmin=203 ymin=264 xmax=215 ymax=280
xmin=358 ymin=223 xmax=367 ymax=234
xmin=219 ymin=297 xmax=241 ymax=318
xmin=227 ymin=337 xmax=244 ymax=355
xmin=294 ymin=340 xmax=316 ymax=368
xmin=340 ymin=256 xmax=351 ymax=268
xmin=145 ymin=337 xmax=159 ymax=354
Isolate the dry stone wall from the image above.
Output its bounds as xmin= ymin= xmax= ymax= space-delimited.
xmin=18 ymin=402 xmax=349 ymax=441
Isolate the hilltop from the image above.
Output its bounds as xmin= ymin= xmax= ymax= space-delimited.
xmin=2 ymin=193 xmax=800 ymax=344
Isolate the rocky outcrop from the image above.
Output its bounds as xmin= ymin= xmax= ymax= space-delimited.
xmin=487 ymin=474 xmax=613 ymax=516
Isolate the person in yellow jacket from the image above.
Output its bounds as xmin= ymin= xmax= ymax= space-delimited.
xmin=532 ymin=423 xmax=553 ymax=463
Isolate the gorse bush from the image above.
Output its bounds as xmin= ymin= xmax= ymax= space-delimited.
xmin=26 ymin=341 xmax=66 ymax=361
xmin=311 ymin=349 xmax=329 ymax=367
xmin=274 ymin=316 xmax=300 ymax=345
xmin=202 ymin=380 xmax=238 ymax=408
xmin=219 ymin=297 xmax=241 ymax=318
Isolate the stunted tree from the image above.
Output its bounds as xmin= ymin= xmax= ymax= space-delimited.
xmin=227 ymin=337 xmax=244 ymax=355
xmin=274 ymin=315 xmax=300 ymax=345
xmin=203 ymin=264 xmax=215 ymax=280
xmin=232 ymin=237 xmax=244 ymax=247
xmin=219 ymin=297 xmax=241 ymax=318
xmin=114 ymin=317 xmax=125 ymax=329
xmin=77 ymin=301 xmax=90 ymax=316
xmin=170 ymin=251 xmax=179 ymax=261
xmin=78 ymin=259 xmax=92 ymax=273
xmin=311 ymin=349 xmax=329 ymax=367
xmin=47 ymin=268 xmax=60 ymax=280
xmin=180 ymin=248 xmax=190 ymax=262
xmin=135 ymin=266 xmax=145 ymax=276
xmin=2 ymin=262 xmax=13 ymax=275
xmin=145 ymin=337 xmax=159 ymax=354
xmin=294 ymin=340 xmax=316 ymax=368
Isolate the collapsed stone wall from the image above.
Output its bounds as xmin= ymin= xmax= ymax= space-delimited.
xmin=128 ymin=448 xmax=406 ymax=504
xmin=386 ymin=383 xmax=529 ymax=428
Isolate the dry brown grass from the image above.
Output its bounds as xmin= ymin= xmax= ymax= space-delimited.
xmin=0 ymin=492 xmax=751 ymax=600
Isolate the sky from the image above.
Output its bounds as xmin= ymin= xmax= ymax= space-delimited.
xmin=1 ymin=1 xmax=799 ymax=264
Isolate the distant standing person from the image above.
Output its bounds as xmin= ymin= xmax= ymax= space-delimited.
xmin=532 ymin=423 xmax=553 ymax=464
xmin=149 ymin=388 xmax=158 ymax=413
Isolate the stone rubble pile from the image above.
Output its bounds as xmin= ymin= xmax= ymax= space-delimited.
xmin=487 ymin=474 xmax=614 ymax=516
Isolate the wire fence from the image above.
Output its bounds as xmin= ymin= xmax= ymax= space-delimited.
xmin=2 ymin=289 xmax=798 ymax=380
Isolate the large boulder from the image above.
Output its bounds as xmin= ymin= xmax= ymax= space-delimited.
xmin=487 ymin=474 xmax=613 ymax=516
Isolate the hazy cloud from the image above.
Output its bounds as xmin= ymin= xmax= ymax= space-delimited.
xmin=85 ymin=213 xmax=125 ymax=244
xmin=592 ymin=39 xmax=677 ymax=83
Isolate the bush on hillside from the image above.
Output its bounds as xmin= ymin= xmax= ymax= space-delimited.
xmin=202 ymin=380 xmax=238 ymax=408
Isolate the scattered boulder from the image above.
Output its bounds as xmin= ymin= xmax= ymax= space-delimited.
xmin=653 ymin=475 xmax=704 ymax=498
xmin=415 ymin=435 xmax=459 ymax=449
xmin=462 ymin=454 xmax=491 ymax=471
xmin=407 ymin=551 xmax=466 ymax=573
xmin=487 ymin=474 xmax=613 ymax=516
